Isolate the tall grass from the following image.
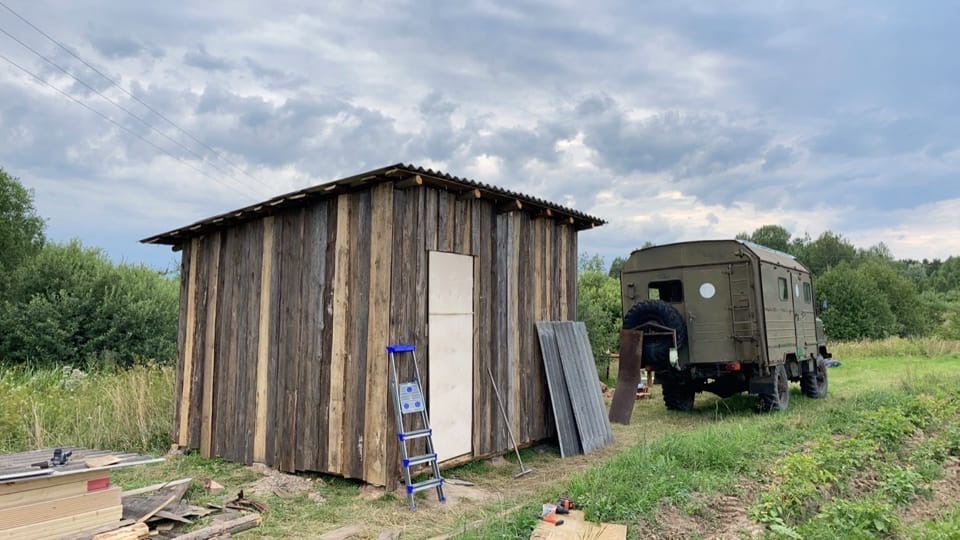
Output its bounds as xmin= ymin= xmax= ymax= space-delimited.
xmin=0 ymin=364 xmax=174 ymax=454
xmin=832 ymin=336 xmax=960 ymax=359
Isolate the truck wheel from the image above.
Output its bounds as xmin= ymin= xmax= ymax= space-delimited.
xmin=757 ymin=365 xmax=790 ymax=412
xmin=800 ymin=355 xmax=828 ymax=398
xmin=623 ymin=300 xmax=688 ymax=367
xmin=659 ymin=371 xmax=695 ymax=411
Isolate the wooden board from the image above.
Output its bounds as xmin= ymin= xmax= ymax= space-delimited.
xmin=0 ymin=473 xmax=109 ymax=509
xmin=530 ymin=510 xmax=627 ymax=540
xmin=253 ymin=216 xmax=275 ymax=463
xmin=0 ymin=486 xmax=120 ymax=530
xmin=428 ymin=251 xmax=474 ymax=462
xmin=2 ymin=505 xmax=122 ymax=540
xmin=177 ymin=239 xmax=200 ymax=447
xmin=199 ymin=231 xmax=222 ymax=458
xmin=327 ymin=194 xmax=352 ymax=473
xmin=363 ymin=183 xmax=394 ymax=486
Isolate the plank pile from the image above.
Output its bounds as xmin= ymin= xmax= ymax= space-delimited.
xmin=0 ymin=448 xmax=161 ymax=539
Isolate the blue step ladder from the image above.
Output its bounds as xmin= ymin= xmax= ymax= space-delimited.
xmin=387 ymin=344 xmax=445 ymax=511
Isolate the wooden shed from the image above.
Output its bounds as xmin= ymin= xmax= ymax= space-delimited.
xmin=142 ymin=164 xmax=605 ymax=487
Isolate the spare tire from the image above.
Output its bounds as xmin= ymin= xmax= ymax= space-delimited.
xmin=623 ymin=299 xmax=688 ymax=368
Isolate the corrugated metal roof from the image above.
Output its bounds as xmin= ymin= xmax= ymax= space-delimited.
xmin=536 ymin=321 xmax=614 ymax=456
xmin=535 ymin=321 xmax=583 ymax=458
xmin=0 ymin=447 xmax=163 ymax=482
xmin=737 ymin=240 xmax=810 ymax=273
xmin=141 ymin=163 xmax=606 ymax=245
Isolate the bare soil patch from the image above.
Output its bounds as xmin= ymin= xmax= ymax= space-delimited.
xmin=900 ymin=456 xmax=960 ymax=524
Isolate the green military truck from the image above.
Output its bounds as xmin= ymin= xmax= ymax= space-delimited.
xmin=619 ymin=239 xmax=830 ymax=412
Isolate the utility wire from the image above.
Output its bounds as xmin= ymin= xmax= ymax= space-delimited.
xmin=0 ymin=51 xmax=262 ymax=200
xmin=0 ymin=25 xmax=268 ymax=198
xmin=0 ymin=0 xmax=271 ymax=193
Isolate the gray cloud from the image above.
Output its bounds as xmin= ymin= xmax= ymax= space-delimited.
xmin=1 ymin=0 xmax=959 ymax=267
xmin=183 ymin=44 xmax=234 ymax=71
xmin=87 ymin=34 xmax=164 ymax=59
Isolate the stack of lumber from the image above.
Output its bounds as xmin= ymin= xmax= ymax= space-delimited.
xmin=0 ymin=448 xmax=162 ymax=539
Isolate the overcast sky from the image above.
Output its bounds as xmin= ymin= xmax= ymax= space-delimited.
xmin=1 ymin=0 xmax=958 ymax=270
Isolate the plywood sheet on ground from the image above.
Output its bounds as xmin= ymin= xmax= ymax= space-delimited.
xmin=530 ymin=510 xmax=627 ymax=540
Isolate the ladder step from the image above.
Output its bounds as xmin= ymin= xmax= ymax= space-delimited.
xmin=387 ymin=344 xmax=416 ymax=353
xmin=403 ymin=453 xmax=437 ymax=468
xmin=398 ymin=428 xmax=432 ymax=441
xmin=406 ymin=477 xmax=443 ymax=494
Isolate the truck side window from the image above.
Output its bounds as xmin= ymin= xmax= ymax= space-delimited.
xmin=649 ymin=280 xmax=683 ymax=303
xmin=803 ymin=282 xmax=812 ymax=303
xmin=778 ymin=277 xmax=788 ymax=301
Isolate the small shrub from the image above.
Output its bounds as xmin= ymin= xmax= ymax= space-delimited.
xmin=800 ymin=497 xmax=899 ymax=538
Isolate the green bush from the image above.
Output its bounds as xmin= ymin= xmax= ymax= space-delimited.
xmin=0 ymin=241 xmax=179 ymax=368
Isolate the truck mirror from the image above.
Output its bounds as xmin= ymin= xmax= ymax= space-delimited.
xmin=821 ymin=300 xmax=828 ymax=310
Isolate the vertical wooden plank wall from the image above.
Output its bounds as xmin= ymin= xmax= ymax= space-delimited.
xmin=172 ymin=181 xmax=582 ymax=486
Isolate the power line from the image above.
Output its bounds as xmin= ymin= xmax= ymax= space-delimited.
xmin=0 ymin=0 xmax=272 ymax=193
xmin=0 ymin=24 xmax=269 ymax=198
xmin=0 ymin=51 xmax=262 ymax=200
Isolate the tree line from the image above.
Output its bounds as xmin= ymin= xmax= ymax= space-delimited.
xmin=579 ymin=226 xmax=960 ymax=367
xmin=0 ymin=168 xmax=178 ymax=368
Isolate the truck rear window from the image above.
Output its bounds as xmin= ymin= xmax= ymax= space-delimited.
xmin=649 ymin=280 xmax=683 ymax=303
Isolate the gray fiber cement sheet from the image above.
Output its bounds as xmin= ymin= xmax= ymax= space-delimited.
xmin=555 ymin=321 xmax=614 ymax=454
xmin=536 ymin=321 xmax=583 ymax=458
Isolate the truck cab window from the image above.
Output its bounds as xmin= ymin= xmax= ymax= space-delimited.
xmin=649 ymin=280 xmax=683 ymax=303
xmin=778 ymin=277 xmax=788 ymax=301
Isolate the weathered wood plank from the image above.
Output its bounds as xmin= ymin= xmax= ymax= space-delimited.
xmin=296 ymin=204 xmax=326 ymax=472
xmin=253 ymin=217 xmax=275 ymax=463
xmin=385 ymin=187 xmax=413 ymax=488
xmin=424 ymin=187 xmax=438 ymax=251
xmin=508 ymin=213 xmax=522 ymax=443
xmin=216 ymin=227 xmax=241 ymax=460
xmin=363 ymin=183 xmax=394 ymax=486
xmin=199 ymin=231 xmax=222 ymax=458
xmin=327 ymin=194 xmax=352 ymax=473
xmin=315 ymin=201 xmax=338 ymax=471
xmin=176 ymin=239 xmax=199 ymax=447
xmin=264 ymin=216 xmax=283 ymax=467
xmin=493 ymin=212 xmax=510 ymax=453
xmin=277 ymin=209 xmax=305 ymax=472
xmin=239 ymin=221 xmax=264 ymax=464
xmin=559 ymin=225 xmax=568 ymax=320
xmin=344 ymin=191 xmax=371 ymax=479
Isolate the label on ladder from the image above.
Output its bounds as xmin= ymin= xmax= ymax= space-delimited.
xmin=398 ymin=381 xmax=425 ymax=413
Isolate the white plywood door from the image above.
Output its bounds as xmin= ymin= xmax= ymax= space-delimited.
xmin=428 ymin=251 xmax=474 ymax=463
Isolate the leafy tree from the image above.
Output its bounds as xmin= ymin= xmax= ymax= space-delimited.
xmin=0 ymin=241 xmax=178 ymax=367
xmin=816 ymin=263 xmax=897 ymax=340
xmin=857 ymin=259 xmax=927 ymax=336
xmin=577 ymin=254 xmax=622 ymax=371
xmin=608 ymin=256 xmax=626 ymax=278
xmin=795 ymin=231 xmax=857 ymax=277
xmin=929 ymin=256 xmax=960 ymax=293
xmin=737 ymin=224 xmax=792 ymax=253
xmin=0 ymin=168 xmax=45 ymax=286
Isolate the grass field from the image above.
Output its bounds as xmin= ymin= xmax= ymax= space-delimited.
xmin=2 ymin=340 xmax=959 ymax=538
